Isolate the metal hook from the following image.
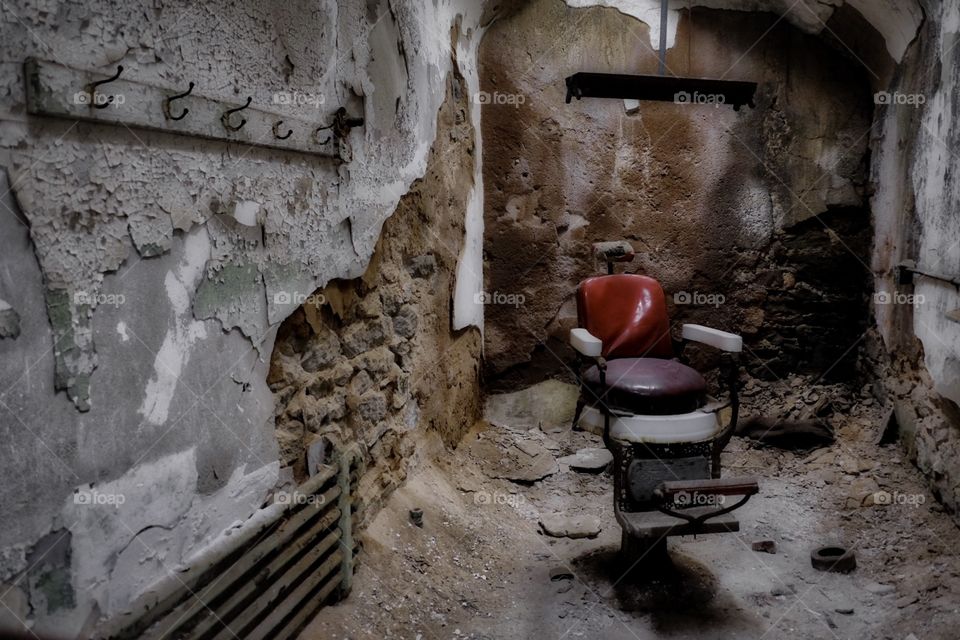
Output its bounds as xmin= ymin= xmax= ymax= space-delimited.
xmin=312 ymin=122 xmax=332 ymax=145
xmin=89 ymin=65 xmax=123 ymax=109
xmin=164 ymin=81 xmax=194 ymax=121
xmin=221 ymin=96 xmax=252 ymax=131
xmin=272 ymin=120 xmax=293 ymax=140
xmin=313 ymin=106 xmax=365 ymax=147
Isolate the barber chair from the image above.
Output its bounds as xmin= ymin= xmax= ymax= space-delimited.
xmin=570 ymin=243 xmax=758 ymax=565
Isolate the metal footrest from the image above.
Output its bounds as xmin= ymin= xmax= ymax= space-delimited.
xmin=616 ymin=506 xmax=740 ymax=539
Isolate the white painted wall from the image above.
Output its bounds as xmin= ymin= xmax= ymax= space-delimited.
xmin=906 ymin=0 xmax=960 ymax=405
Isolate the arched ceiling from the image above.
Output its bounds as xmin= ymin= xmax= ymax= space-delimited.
xmin=564 ymin=0 xmax=923 ymax=63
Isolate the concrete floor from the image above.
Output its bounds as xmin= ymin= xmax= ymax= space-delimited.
xmin=301 ymin=377 xmax=960 ymax=640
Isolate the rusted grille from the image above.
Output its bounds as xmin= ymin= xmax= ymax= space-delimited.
xmin=102 ymin=446 xmax=363 ymax=640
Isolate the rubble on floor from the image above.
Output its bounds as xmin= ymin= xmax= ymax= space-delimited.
xmin=300 ymin=375 xmax=960 ymax=640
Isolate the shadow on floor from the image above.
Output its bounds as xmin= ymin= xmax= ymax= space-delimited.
xmin=573 ymin=544 xmax=759 ymax=636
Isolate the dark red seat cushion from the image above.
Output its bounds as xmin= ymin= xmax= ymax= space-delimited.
xmin=583 ymin=358 xmax=707 ymax=415
xmin=577 ymin=274 xmax=673 ymax=359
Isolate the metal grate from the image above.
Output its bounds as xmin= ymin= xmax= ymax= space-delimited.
xmin=101 ymin=445 xmax=363 ymax=640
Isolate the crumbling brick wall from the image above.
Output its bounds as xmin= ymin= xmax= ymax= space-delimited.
xmin=268 ymin=72 xmax=482 ymax=520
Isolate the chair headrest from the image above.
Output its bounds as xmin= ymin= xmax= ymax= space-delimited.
xmin=577 ymin=274 xmax=673 ymax=359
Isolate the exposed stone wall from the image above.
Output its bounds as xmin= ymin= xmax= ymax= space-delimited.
xmin=479 ymin=0 xmax=875 ymax=384
xmin=268 ymin=72 xmax=482 ymax=525
xmin=743 ymin=207 xmax=872 ymax=381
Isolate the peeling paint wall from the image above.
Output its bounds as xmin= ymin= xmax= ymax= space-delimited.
xmin=0 ymin=0 xmax=488 ymax=635
xmin=869 ymin=0 xmax=960 ymax=521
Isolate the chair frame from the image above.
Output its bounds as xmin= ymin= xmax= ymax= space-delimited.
xmin=569 ymin=295 xmax=755 ymax=537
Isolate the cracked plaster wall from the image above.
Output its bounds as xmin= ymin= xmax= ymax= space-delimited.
xmin=0 ymin=0 xmax=490 ymax=635
xmin=869 ymin=0 xmax=960 ymax=521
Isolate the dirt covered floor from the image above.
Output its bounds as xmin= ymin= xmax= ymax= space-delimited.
xmin=300 ymin=376 xmax=960 ymax=640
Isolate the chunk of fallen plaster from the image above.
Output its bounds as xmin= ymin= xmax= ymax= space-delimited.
xmin=863 ymin=582 xmax=896 ymax=595
xmin=468 ymin=432 xmax=559 ymax=483
xmin=751 ymin=539 xmax=777 ymax=554
xmin=0 ymin=299 xmax=20 ymax=339
xmin=539 ymin=513 xmax=601 ymax=539
xmin=484 ymin=380 xmax=579 ymax=431
xmin=558 ymin=447 xmax=612 ymax=472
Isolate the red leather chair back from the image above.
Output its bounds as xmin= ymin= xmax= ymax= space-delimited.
xmin=577 ymin=274 xmax=673 ymax=359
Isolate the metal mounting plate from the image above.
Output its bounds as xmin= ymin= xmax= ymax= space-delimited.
xmin=24 ymin=57 xmax=342 ymax=159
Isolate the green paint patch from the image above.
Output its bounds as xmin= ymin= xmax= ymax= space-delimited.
xmin=35 ymin=567 xmax=75 ymax=612
xmin=193 ymin=264 xmax=268 ymax=340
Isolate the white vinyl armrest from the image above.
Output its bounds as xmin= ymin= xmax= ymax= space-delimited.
xmin=681 ymin=324 xmax=742 ymax=352
xmin=569 ymin=328 xmax=603 ymax=357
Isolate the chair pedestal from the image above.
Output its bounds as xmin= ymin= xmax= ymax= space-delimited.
xmin=619 ymin=531 xmax=671 ymax=569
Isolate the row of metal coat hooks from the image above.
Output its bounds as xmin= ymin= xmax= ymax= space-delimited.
xmin=25 ymin=58 xmax=362 ymax=159
xmin=87 ymin=64 xmax=364 ymax=146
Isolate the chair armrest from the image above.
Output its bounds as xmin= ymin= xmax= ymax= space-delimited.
xmin=654 ymin=478 xmax=759 ymax=500
xmin=569 ymin=328 xmax=603 ymax=358
xmin=653 ymin=478 xmax=759 ymax=531
xmin=681 ymin=324 xmax=742 ymax=352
